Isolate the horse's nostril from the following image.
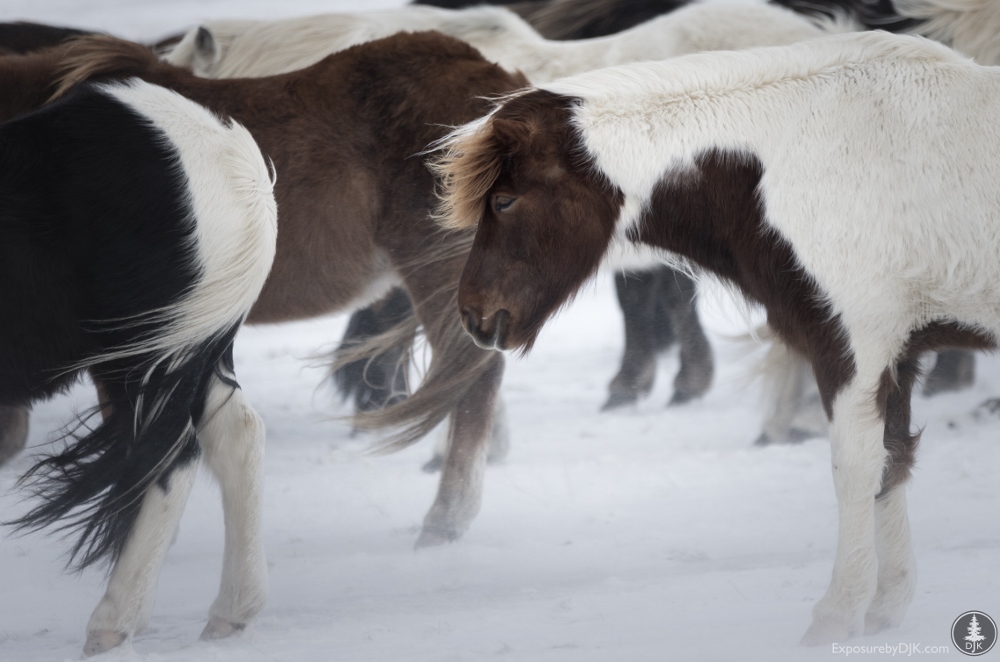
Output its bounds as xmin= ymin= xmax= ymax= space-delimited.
xmin=460 ymin=306 xmax=480 ymax=334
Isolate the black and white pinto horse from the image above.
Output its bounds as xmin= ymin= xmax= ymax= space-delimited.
xmin=436 ymin=30 xmax=1000 ymax=643
xmin=1 ymin=78 xmax=277 ymax=655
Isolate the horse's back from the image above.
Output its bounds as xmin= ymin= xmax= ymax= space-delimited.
xmin=0 ymin=80 xmax=275 ymax=403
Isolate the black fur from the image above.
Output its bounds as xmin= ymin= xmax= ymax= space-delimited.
xmin=413 ymin=0 xmax=525 ymax=6
xmin=0 ymin=83 xmax=233 ymax=569
xmin=768 ymin=0 xmax=919 ymax=31
xmin=332 ymin=287 xmax=413 ymax=412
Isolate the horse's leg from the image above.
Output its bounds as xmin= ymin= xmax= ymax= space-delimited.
xmin=421 ymin=394 xmax=509 ymax=473
xmin=603 ymin=269 xmax=663 ymax=410
xmin=865 ymin=357 xmax=920 ymax=634
xmin=0 ymin=404 xmax=29 ymax=466
xmin=658 ymin=267 xmax=713 ymax=406
xmin=84 ymin=460 xmax=198 ymax=655
xmin=802 ymin=364 xmax=888 ymax=645
xmin=486 ymin=395 xmax=510 ymax=463
xmin=409 ymin=277 xmax=505 ymax=546
xmin=198 ymin=373 xmax=268 ymax=640
xmin=923 ymin=349 xmax=975 ymax=395
xmin=416 ymin=352 xmax=503 ymax=547
xmin=755 ymin=345 xmax=815 ymax=446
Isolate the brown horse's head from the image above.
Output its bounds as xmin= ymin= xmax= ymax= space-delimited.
xmin=434 ymin=89 xmax=623 ymax=353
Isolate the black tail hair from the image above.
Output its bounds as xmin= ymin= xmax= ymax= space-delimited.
xmin=769 ymin=0 xmax=920 ymax=32
xmin=7 ymin=324 xmax=239 ymax=570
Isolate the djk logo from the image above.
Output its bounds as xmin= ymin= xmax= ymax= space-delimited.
xmin=952 ymin=611 xmax=997 ymax=657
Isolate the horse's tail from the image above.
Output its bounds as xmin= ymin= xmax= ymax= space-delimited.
xmin=334 ymin=233 xmax=500 ymax=453
xmin=9 ymin=327 xmax=240 ymax=569
xmin=331 ymin=287 xmax=416 ymax=413
xmin=768 ymin=0 xmax=919 ymax=32
xmin=7 ymin=81 xmax=277 ymax=570
xmin=894 ymin=0 xmax=1000 ymax=65
xmin=348 ymin=309 xmax=501 ymax=454
xmin=513 ymin=0 xmax=690 ymax=39
xmin=51 ymin=34 xmax=166 ymax=101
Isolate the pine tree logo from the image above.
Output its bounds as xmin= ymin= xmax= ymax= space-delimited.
xmin=953 ymin=611 xmax=997 ymax=656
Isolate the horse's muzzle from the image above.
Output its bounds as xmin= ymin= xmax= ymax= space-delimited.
xmin=461 ymin=306 xmax=510 ymax=351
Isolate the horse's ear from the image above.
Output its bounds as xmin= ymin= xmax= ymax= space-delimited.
xmin=491 ymin=117 xmax=530 ymax=153
xmin=192 ymin=27 xmax=221 ymax=71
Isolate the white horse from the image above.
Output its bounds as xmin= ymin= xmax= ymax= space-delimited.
xmin=434 ymin=30 xmax=1000 ymax=643
xmin=165 ymin=2 xmax=854 ymax=83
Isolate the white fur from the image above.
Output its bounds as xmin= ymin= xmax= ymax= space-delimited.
xmin=535 ymin=30 xmax=1000 ymax=640
xmin=198 ymin=373 xmax=269 ymax=635
xmin=897 ymin=0 xmax=1000 ymax=65
xmin=97 ymin=80 xmax=277 ymax=365
xmin=86 ymin=461 xmax=198 ymax=650
xmin=165 ymin=3 xmax=854 ymax=84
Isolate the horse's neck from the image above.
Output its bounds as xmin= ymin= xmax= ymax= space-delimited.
xmin=0 ymin=50 xmax=63 ymax=122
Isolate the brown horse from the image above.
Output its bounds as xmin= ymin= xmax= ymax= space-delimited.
xmin=52 ymin=32 xmax=528 ymax=550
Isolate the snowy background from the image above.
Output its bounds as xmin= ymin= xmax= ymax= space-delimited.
xmin=1 ymin=1 xmax=998 ymax=660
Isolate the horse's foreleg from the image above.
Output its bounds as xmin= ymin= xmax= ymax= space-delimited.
xmin=658 ymin=269 xmax=713 ymax=406
xmin=421 ymin=394 xmax=509 ymax=473
xmin=603 ymin=269 xmax=662 ymax=410
xmin=84 ymin=460 xmax=198 ymax=656
xmin=923 ymin=349 xmax=975 ymax=395
xmin=416 ymin=353 xmax=504 ymax=548
xmin=801 ymin=369 xmax=888 ymax=645
xmin=0 ymin=404 xmax=29 ymax=466
xmin=197 ymin=375 xmax=268 ymax=640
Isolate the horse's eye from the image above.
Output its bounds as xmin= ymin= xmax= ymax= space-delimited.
xmin=493 ymin=195 xmax=516 ymax=213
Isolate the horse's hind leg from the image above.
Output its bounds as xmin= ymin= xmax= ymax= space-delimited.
xmin=85 ymin=456 xmax=198 ymax=656
xmin=197 ymin=370 xmax=268 ymax=640
xmin=865 ymin=358 xmax=920 ymax=634
xmin=0 ymin=404 xmax=29 ymax=466
xmin=416 ymin=353 xmax=504 ymax=548
xmin=603 ymin=269 xmax=663 ymax=410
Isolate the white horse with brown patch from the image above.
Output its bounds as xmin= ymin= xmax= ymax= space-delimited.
xmin=434 ymin=31 xmax=1000 ymax=643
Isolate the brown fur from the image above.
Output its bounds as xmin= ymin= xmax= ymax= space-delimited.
xmin=0 ymin=47 xmax=68 ymax=122
xmin=436 ymin=90 xmax=623 ymax=353
xmin=875 ymin=322 xmax=994 ymax=494
xmin=23 ymin=31 xmax=529 ymax=540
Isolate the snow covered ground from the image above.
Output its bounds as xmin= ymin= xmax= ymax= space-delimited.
xmin=1 ymin=1 xmax=998 ymax=660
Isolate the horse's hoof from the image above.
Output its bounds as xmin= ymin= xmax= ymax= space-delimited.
xmin=863 ymin=613 xmax=896 ymax=636
xmin=753 ymin=432 xmax=773 ymax=447
xmin=667 ymin=389 xmax=700 ymax=407
xmin=800 ymin=618 xmax=850 ymax=646
xmin=83 ymin=630 xmax=127 ymax=657
xmin=414 ymin=526 xmax=457 ymax=549
xmin=600 ymin=391 xmax=637 ymax=411
xmin=421 ymin=454 xmax=444 ymax=474
xmin=200 ymin=615 xmax=245 ymax=641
